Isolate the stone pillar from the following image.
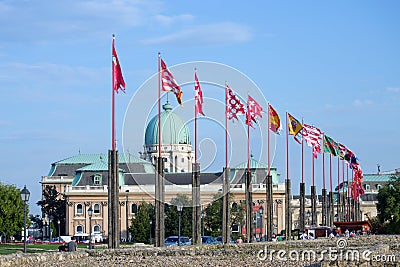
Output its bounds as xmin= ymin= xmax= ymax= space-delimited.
xmin=311 ymin=185 xmax=317 ymax=226
xmin=192 ymin=163 xmax=201 ymax=245
xmin=299 ymin=182 xmax=305 ymax=232
xmin=285 ymin=179 xmax=291 ymax=240
xmin=321 ymin=188 xmax=327 ymax=226
xmin=108 ymin=149 xmax=119 ymax=249
xmin=222 ymin=167 xmax=231 ymax=244
xmin=155 ymin=157 xmax=165 ymax=247
xmin=266 ymin=175 xmax=273 ymax=241
xmin=245 ymin=170 xmax=253 ymax=243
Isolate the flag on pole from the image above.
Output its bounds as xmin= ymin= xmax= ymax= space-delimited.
xmin=338 ymin=143 xmax=346 ymax=160
xmin=323 ymin=135 xmax=339 ymax=156
xmin=302 ymin=124 xmax=322 ymax=158
xmin=194 ymin=71 xmax=205 ymax=116
xmin=246 ymin=95 xmax=263 ymax=128
xmin=287 ymin=113 xmax=303 ymax=143
xmin=226 ymin=84 xmax=245 ymax=121
xmin=112 ymin=36 xmax=126 ymax=93
xmin=161 ymin=59 xmax=183 ymax=106
xmin=269 ymin=104 xmax=281 ymax=134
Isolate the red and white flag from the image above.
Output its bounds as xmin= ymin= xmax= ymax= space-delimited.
xmin=194 ymin=71 xmax=205 ymax=116
xmin=161 ymin=59 xmax=183 ymax=106
xmin=246 ymin=95 xmax=263 ymax=128
xmin=112 ymin=37 xmax=126 ymax=93
xmin=302 ymin=124 xmax=322 ymax=158
xmin=226 ymin=84 xmax=245 ymax=121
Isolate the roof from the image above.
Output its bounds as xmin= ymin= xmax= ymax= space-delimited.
xmin=144 ymin=102 xmax=191 ymax=146
xmin=53 ymin=153 xmax=151 ymax=165
xmin=361 ymin=173 xmax=398 ymax=182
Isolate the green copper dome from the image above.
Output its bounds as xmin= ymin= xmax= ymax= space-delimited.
xmin=145 ymin=103 xmax=191 ymax=146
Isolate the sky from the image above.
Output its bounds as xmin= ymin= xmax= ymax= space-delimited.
xmin=0 ymin=0 xmax=399 ymax=215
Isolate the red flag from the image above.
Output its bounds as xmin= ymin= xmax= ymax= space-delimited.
xmin=269 ymin=104 xmax=281 ymax=134
xmin=194 ymin=71 xmax=205 ymax=116
xmin=226 ymin=84 xmax=245 ymax=121
xmin=246 ymin=95 xmax=263 ymax=128
xmin=112 ymin=37 xmax=126 ymax=93
xmin=161 ymin=59 xmax=182 ymax=106
xmin=302 ymin=124 xmax=322 ymax=158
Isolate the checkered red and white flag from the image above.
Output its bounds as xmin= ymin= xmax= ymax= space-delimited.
xmin=194 ymin=71 xmax=205 ymax=116
xmin=226 ymin=84 xmax=245 ymax=121
xmin=246 ymin=95 xmax=263 ymax=128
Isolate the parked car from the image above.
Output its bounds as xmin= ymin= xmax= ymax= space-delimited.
xmin=215 ymin=236 xmax=235 ymax=244
xmin=201 ymin=236 xmax=218 ymax=244
xmin=164 ymin=236 xmax=191 ymax=246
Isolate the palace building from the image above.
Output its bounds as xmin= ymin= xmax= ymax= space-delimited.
xmin=41 ymin=102 xmax=286 ymax=241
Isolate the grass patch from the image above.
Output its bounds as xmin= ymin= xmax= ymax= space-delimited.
xmin=0 ymin=243 xmax=89 ymax=254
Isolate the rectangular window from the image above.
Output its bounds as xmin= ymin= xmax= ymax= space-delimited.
xmin=94 ymin=174 xmax=102 ymax=186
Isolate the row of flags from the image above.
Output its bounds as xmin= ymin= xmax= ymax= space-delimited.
xmin=111 ymin=38 xmax=364 ymax=199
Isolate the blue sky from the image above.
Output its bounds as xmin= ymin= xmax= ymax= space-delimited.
xmin=1 ymin=0 xmax=399 ymax=215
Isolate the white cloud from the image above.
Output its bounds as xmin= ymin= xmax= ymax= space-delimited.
xmin=153 ymin=14 xmax=195 ymax=26
xmin=353 ymin=99 xmax=373 ymax=107
xmin=386 ymin=87 xmax=400 ymax=93
xmin=141 ymin=22 xmax=252 ymax=46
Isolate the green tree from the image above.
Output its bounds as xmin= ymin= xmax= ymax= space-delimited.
xmin=0 ymin=183 xmax=28 ymax=240
xmin=130 ymin=202 xmax=154 ymax=243
xmin=376 ymin=174 xmax=400 ymax=234
xmin=204 ymin=193 xmax=245 ymax=238
xmin=165 ymin=194 xmax=192 ymax=237
xmin=204 ymin=193 xmax=223 ymax=236
xmin=36 ymin=185 xmax=66 ymax=236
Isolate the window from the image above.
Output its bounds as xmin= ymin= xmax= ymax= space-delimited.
xmin=76 ymin=203 xmax=83 ymax=215
xmin=93 ymin=174 xmax=102 ymax=186
xmin=364 ymin=184 xmax=370 ymax=190
xmin=76 ymin=225 xmax=83 ymax=234
xmin=376 ymin=184 xmax=382 ymax=190
xmin=131 ymin=203 xmax=137 ymax=214
xmin=93 ymin=225 xmax=101 ymax=233
xmin=181 ymin=158 xmax=185 ymax=163
xmin=93 ymin=203 xmax=100 ymax=214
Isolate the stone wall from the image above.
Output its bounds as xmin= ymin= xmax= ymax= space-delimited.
xmin=1 ymin=236 xmax=399 ymax=267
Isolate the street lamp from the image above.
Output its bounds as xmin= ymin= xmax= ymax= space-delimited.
xmin=57 ymin=220 xmax=60 ymax=242
xmin=20 ymin=185 xmax=30 ymax=253
xmin=149 ymin=220 xmax=152 ymax=245
xmin=177 ymin=202 xmax=183 ymax=246
xmin=88 ymin=207 xmax=93 ymax=249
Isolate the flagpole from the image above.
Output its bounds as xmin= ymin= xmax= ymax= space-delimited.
xmin=301 ymin=118 xmax=304 ymax=184
xmin=267 ymin=104 xmax=270 ymax=176
xmin=312 ymin=150 xmax=315 ymax=186
xmin=194 ymin=69 xmax=198 ymax=164
xmin=337 ymin=157 xmax=340 ymax=221
xmin=322 ymin=134 xmax=326 ymax=190
xmin=330 ymin=154 xmax=333 ymax=192
xmin=286 ymin=112 xmax=289 ymax=183
xmin=158 ymin=53 xmax=161 ymax=158
xmin=225 ymin=83 xmax=228 ymax=168
xmin=112 ymin=35 xmax=116 ymax=151
xmin=247 ymin=97 xmax=250 ymax=172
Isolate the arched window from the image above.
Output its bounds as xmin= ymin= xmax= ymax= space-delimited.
xmin=376 ymin=184 xmax=382 ymax=190
xmin=93 ymin=225 xmax=101 ymax=233
xmin=93 ymin=203 xmax=100 ymax=214
xmin=93 ymin=174 xmax=102 ymax=186
xmin=76 ymin=203 xmax=83 ymax=215
xmin=76 ymin=225 xmax=83 ymax=234
xmin=364 ymin=184 xmax=370 ymax=190
xmin=131 ymin=203 xmax=137 ymax=214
